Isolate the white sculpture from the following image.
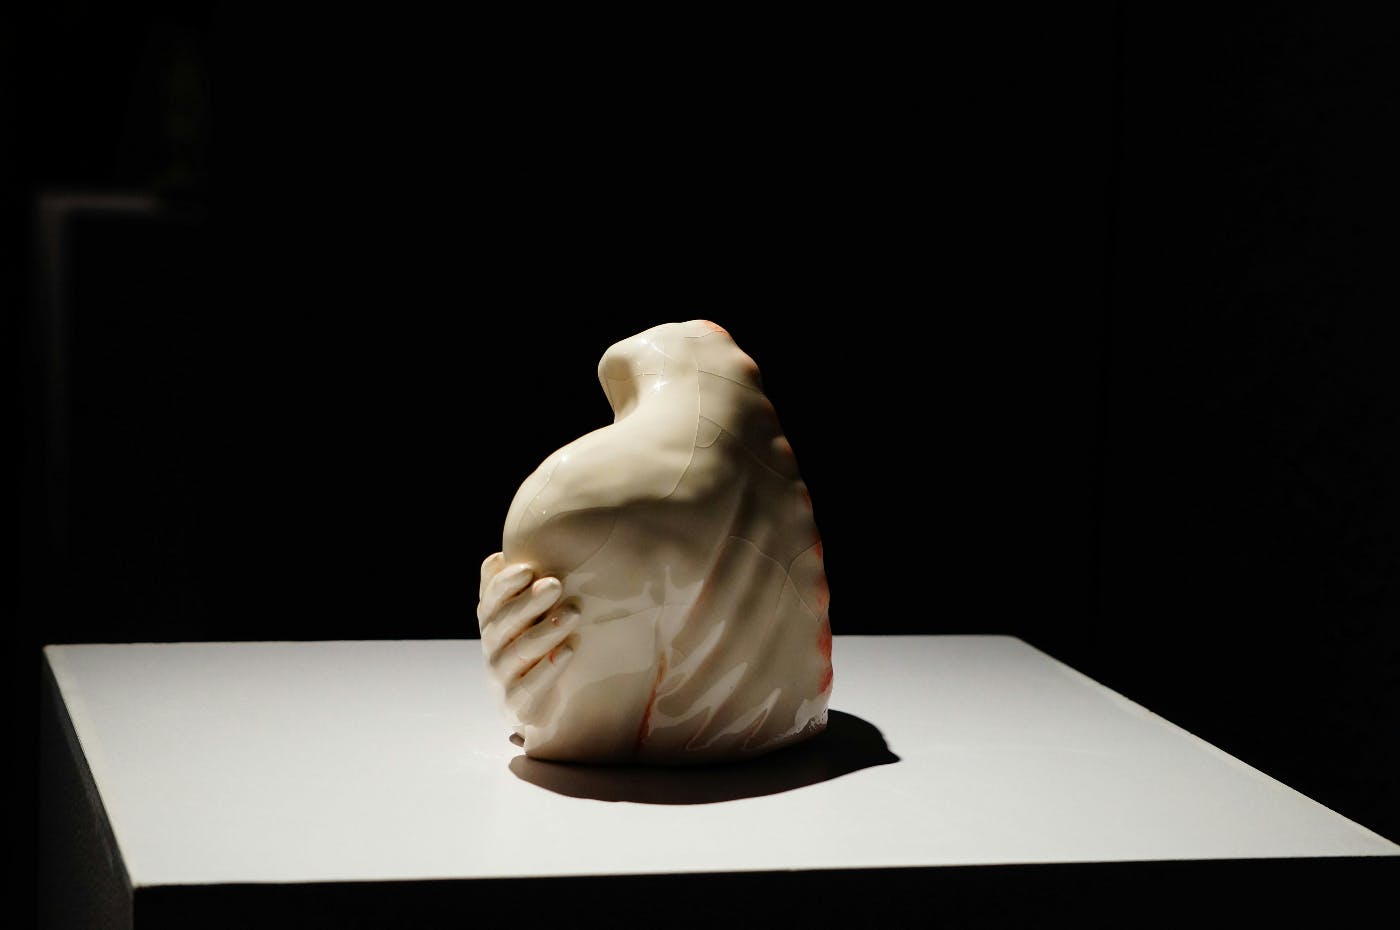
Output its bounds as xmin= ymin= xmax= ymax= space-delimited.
xmin=477 ymin=320 xmax=831 ymax=763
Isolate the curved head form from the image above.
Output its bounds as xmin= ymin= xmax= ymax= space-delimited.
xmin=597 ymin=320 xmax=761 ymax=420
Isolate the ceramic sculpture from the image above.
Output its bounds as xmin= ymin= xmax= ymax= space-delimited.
xmin=477 ymin=320 xmax=831 ymax=763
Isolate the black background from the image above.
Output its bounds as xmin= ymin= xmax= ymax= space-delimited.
xmin=11 ymin=2 xmax=1399 ymax=916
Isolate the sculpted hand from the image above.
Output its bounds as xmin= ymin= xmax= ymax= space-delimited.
xmin=477 ymin=552 xmax=579 ymax=725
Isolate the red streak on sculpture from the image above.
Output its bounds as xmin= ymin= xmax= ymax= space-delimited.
xmin=635 ymin=652 xmax=668 ymax=752
xmin=813 ymin=570 xmax=830 ymax=617
xmin=817 ymin=613 xmax=833 ymax=694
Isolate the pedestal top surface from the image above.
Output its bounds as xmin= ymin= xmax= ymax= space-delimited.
xmin=44 ymin=636 xmax=1397 ymax=886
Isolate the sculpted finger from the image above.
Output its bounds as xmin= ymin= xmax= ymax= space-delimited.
xmin=504 ymin=643 xmax=574 ymax=720
xmin=476 ymin=563 xmax=534 ymax=625
xmin=485 ymin=577 xmax=564 ymax=655
xmin=479 ymin=552 xmax=506 ymax=600
xmin=497 ymin=605 xmax=580 ymax=675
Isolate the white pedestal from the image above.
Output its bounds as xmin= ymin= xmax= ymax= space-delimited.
xmin=41 ymin=636 xmax=1396 ymax=928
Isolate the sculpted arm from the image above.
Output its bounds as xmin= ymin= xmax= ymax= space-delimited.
xmin=476 ymin=553 xmax=577 ymax=729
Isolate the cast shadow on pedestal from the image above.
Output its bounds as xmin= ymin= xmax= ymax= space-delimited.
xmin=508 ymin=710 xmax=898 ymax=804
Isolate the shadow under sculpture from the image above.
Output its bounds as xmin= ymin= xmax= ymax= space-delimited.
xmin=509 ymin=710 xmax=898 ymax=804
xmin=478 ymin=321 xmax=835 ymax=765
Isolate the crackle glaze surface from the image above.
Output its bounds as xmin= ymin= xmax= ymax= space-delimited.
xmin=477 ymin=320 xmax=832 ymax=763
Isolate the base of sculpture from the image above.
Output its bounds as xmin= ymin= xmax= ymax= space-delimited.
xmin=42 ymin=638 xmax=1397 ymax=929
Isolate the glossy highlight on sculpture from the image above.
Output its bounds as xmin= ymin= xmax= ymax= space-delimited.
xmin=477 ymin=320 xmax=832 ymax=764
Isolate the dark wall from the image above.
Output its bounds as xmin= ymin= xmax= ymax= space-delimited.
xmin=17 ymin=6 xmax=1113 ymax=653
xmin=13 ymin=2 xmax=1397 ymax=900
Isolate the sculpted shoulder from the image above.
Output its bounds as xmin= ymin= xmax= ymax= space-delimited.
xmin=502 ymin=319 xmax=790 ymax=576
xmin=502 ymin=415 xmax=696 ymax=576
